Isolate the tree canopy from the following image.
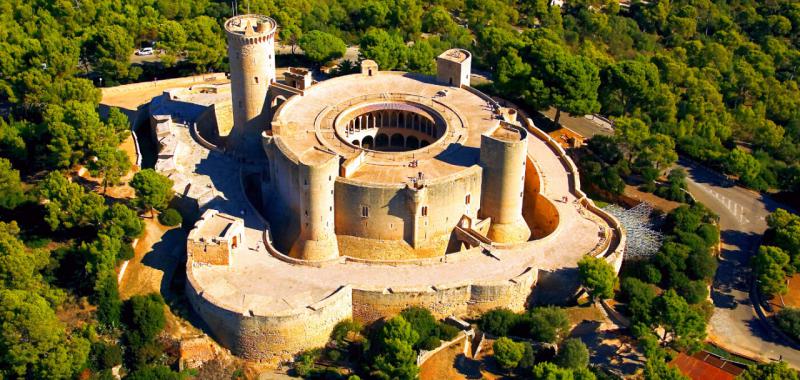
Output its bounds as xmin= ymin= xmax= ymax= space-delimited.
xmin=299 ymin=30 xmax=347 ymax=64
xmin=0 ymin=289 xmax=90 ymax=379
xmin=130 ymin=169 xmax=174 ymax=215
xmin=578 ymin=256 xmax=617 ymax=300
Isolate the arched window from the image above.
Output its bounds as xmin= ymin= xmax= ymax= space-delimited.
xmin=391 ymin=133 xmax=404 ymax=147
xmin=406 ymin=136 xmax=419 ymax=149
xmin=362 ymin=135 xmax=374 ymax=149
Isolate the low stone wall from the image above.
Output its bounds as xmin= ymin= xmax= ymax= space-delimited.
xmin=101 ymin=73 xmax=227 ymax=96
xmin=351 ymin=267 xmax=536 ymax=323
xmin=522 ymin=117 xmax=626 ymax=273
xmin=185 ymin=265 xmax=353 ymax=361
xmin=417 ymin=331 xmax=468 ymax=366
xmin=522 ymin=159 xmax=559 ymax=239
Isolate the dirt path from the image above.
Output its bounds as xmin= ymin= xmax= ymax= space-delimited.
xmin=119 ymin=217 xmax=185 ymax=300
xmin=419 ymin=339 xmax=500 ymax=380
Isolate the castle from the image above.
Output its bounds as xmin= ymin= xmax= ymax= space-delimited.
xmin=177 ymin=14 xmax=625 ymax=362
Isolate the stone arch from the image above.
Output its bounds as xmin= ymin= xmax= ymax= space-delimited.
xmin=271 ymin=95 xmax=287 ymax=109
xmin=406 ymin=136 xmax=419 ymax=149
xmin=391 ymin=133 xmax=404 ymax=147
xmin=375 ymin=133 xmax=389 ymax=147
xmin=362 ymin=135 xmax=374 ymax=149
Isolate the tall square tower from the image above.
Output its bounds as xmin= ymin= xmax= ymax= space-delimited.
xmin=436 ymin=49 xmax=472 ymax=87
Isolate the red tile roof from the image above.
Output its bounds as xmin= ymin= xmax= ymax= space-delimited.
xmin=669 ymin=352 xmax=747 ymax=380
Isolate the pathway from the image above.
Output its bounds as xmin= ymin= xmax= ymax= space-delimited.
xmin=544 ymin=112 xmax=800 ymax=367
xmin=681 ymin=159 xmax=800 ymax=367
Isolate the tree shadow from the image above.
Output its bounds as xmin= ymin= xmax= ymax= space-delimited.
xmin=141 ymin=227 xmax=187 ymax=299
xmin=679 ymin=158 xmax=734 ymax=188
xmin=530 ymin=268 xmax=580 ymax=306
xmin=570 ymin=325 xmax=644 ymax=376
xmin=453 ymin=353 xmax=483 ymax=379
xmin=712 ymin=229 xmax=760 ymax=307
xmin=744 ymin=316 xmax=796 ymax=349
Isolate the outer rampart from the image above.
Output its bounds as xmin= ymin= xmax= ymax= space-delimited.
xmin=351 ymin=267 xmax=536 ymax=323
xmin=185 ymin=265 xmax=353 ymax=361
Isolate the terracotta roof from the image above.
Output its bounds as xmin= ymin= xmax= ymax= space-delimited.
xmin=669 ymin=351 xmax=747 ymax=380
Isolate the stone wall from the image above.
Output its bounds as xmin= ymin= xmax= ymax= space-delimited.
xmin=522 ymin=159 xmax=559 ymax=239
xmin=187 ymin=241 xmax=230 ymax=266
xmin=351 ymin=267 xmax=536 ymax=323
xmin=195 ymin=102 xmax=234 ymax=146
xmin=521 ymin=116 xmax=626 ymax=274
xmin=334 ymin=166 xmax=483 ymax=259
xmin=100 ymin=73 xmax=227 ymax=97
xmin=185 ymin=267 xmax=352 ymax=361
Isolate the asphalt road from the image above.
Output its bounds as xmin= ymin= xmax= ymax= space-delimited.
xmin=680 ymin=159 xmax=800 ymax=366
xmin=547 ymin=113 xmax=800 ymax=366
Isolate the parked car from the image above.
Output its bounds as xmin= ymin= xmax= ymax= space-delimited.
xmin=135 ymin=47 xmax=154 ymax=56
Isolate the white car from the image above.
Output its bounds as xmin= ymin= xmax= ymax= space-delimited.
xmin=136 ymin=47 xmax=154 ymax=56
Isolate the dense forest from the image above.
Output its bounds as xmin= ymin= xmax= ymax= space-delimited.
xmin=2 ymin=0 xmax=800 ymax=378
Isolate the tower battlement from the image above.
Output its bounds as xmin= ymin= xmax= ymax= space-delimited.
xmin=224 ymin=14 xmax=277 ymax=41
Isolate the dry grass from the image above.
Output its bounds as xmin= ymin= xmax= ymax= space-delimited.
xmin=766 ymin=273 xmax=800 ymax=312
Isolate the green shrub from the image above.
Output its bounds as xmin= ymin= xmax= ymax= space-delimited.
xmin=331 ymin=319 xmax=363 ymax=345
xmin=118 ymin=243 xmax=134 ymax=262
xmin=400 ymin=306 xmax=438 ymax=349
xmin=678 ymin=279 xmax=709 ymax=304
xmin=126 ymin=365 xmax=182 ymax=380
xmin=528 ymin=306 xmax=570 ymax=343
xmin=555 ymin=338 xmax=589 ymax=369
xmin=517 ymin=342 xmax=535 ymax=370
xmin=776 ymin=308 xmax=800 ymax=341
xmin=420 ymin=335 xmax=441 ymax=350
xmin=437 ymin=323 xmax=460 ymax=341
xmin=158 ymin=208 xmax=182 ymax=227
xmin=91 ymin=341 xmax=123 ymax=370
xmin=621 ymin=277 xmax=656 ymax=325
xmin=293 ymin=349 xmax=321 ymax=377
xmin=479 ymin=308 xmax=519 ymax=336
xmin=641 ymin=263 xmax=662 ymax=284
xmin=325 ymin=348 xmax=342 ymax=361
xmin=493 ymin=337 xmax=525 ymax=370
xmin=95 ymin=274 xmax=122 ymax=327
xmin=123 ymin=293 xmax=166 ymax=367
xmin=578 ymin=256 xmax=617 ymax=300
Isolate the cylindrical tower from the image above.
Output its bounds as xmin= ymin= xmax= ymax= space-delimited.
xmin=290 ymin=150 xmax=340 ymax=261
xmin=225 ymin=14 xmax=276 ymax=151
xmin=479 ymin=123 xmax=531 ymax=243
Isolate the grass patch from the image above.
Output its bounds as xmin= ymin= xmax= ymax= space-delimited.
xmin=592 ymin=199 xmax=610 ymax=208
xmin=702 ymin=343 xmax=757 ymax=365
